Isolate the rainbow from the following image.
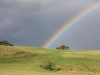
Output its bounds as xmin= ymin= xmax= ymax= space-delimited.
xmin=43 ymin=1 xmax=100 ymax=48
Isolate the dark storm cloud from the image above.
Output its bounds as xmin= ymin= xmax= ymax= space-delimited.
xmin=0 ymin=0 xmax=58 ymax=45
xmin=0 ymin=0 xmax=100 ymax=49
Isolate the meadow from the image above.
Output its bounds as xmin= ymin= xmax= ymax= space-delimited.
xmin=0 ymin=45 xmax=100 ymax=75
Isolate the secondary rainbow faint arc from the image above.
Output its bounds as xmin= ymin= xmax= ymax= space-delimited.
xmin=43 ymin=1 xmax=100 ymax=48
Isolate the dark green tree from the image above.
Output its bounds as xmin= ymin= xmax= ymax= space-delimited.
xmin=60 ymin=45 xmax=65 ymax=50
xmin=0 ymin=40 xmax=14 ymax=46
xmin=1 ymin=40 xmax=8 ymax=45
xmin=56 ymin=45 xmax=69 ymax=50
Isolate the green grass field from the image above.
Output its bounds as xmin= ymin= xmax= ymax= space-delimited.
xmin=0 ymin=45 xmax=100 ymax=75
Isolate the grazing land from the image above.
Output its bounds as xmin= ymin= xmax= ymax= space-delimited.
xmin=0 ymin=45 xmax=100 ymax=75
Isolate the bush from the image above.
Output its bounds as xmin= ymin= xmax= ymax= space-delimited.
xmin=0 ymin=40 xmax=14 ymax=46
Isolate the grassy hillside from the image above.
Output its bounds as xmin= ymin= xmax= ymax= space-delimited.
xmin=0 ymin=45 xmax=100 ymax=75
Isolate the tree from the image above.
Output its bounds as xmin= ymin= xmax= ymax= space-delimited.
xmin=60 ymin=45 xmax=66 ymax=50
xmin=0 ymin=40 xmax=14 ymax=46
xmin=1 ymin=40 xmax=8 ymax=45
xmin=56 ymin=45 xmax=69 ymax=50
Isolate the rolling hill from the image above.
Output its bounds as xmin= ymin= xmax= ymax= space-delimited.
xmin=0 ymin=45 xmax=100 ymax=75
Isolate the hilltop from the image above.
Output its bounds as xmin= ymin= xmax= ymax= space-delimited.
xmin=0 ymin=45 xmax=100 ymax=75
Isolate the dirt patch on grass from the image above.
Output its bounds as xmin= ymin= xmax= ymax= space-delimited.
xmin=56 ymin=65 xmax=100 ymax=74
xmin=87 ymin=66 xmax=100 ymax=73
xmin=56 ymin=65 xmax=82 ymax=71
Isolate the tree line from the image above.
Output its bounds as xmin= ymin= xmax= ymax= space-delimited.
xmin=0 ymin=40 xmax=14 ymax=46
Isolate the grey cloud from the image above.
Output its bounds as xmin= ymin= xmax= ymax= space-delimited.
xmin=0 ymin=0 xmax=100 ymax=49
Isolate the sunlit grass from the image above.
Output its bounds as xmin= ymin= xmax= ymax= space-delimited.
xmin=0 ymin=45 xmax=100 ymax=75
xmin=62 ymin=50 xmax=100 ymax=59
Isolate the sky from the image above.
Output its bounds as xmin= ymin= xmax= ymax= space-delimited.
xmin=0 ymin=0 xmax=100 ymax=50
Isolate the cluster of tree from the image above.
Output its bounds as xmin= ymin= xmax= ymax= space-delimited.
xmin=0 ymin=40 xmax=14 ymax=46
xmin=56 ymin=45 xmax=69 ymax=50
